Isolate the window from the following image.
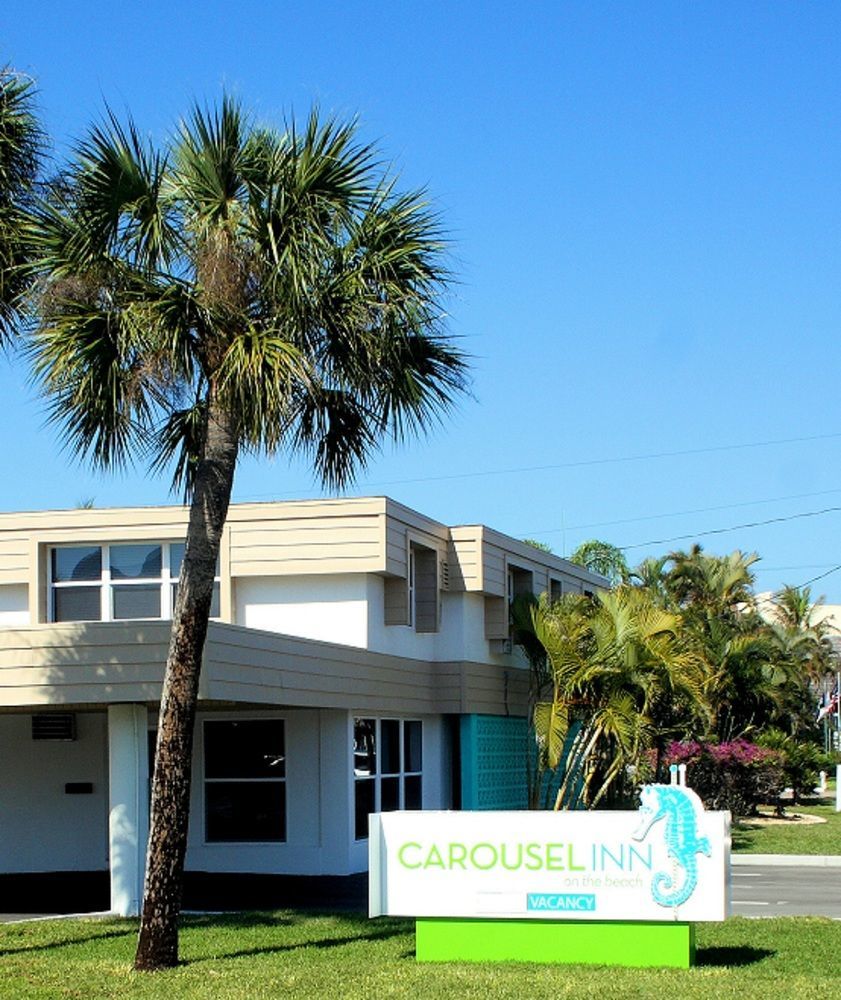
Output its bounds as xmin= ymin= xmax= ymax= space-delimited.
xmin=353 ymin=717 xmax=422 ymax=840
xmin=550 ymin=578 xmax=563 ymax=603
xmin=49 ymin=542 xmax=220 ymax=622
xmin=507 ymin=565 xmax=533 ymax=603
xmin=410 ymin=544 xmax=438 ymax=632
xmin=170 ymin=543 xmax=220 ymax=618
xmin=204 ymin=719 xmax=286 ymax=842
xmin=383 ymin=542 xmax=439 ymax=632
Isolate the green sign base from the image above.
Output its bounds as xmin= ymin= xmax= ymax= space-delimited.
xmin=415 ymin=918 xmax=695 ymax=968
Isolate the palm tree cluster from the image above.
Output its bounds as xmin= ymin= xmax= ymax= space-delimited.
xmin=517 ymin=545 xmax=836 ymax=810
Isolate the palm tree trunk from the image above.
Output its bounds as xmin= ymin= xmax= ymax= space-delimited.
xmin=134 ymin=398 xmax=238 ymax=971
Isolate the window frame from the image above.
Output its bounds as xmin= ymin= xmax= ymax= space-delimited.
xmin=48 ymin=541 xmax=221 ymax=623
xmin=202 ymin=716 xmax=287 ymax=845
xmin=352 ymin=716 xmax=423 ymax=841
xmin=408 ymin=540 xmax=439 ymax=633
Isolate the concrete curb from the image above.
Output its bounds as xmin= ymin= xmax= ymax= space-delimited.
xmin=732 ymin=854 xmax=841 ymax=867
xmin=0 ymin=910 xmax=112 ymax=924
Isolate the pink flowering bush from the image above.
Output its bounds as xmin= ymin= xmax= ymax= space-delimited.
xmin=662 ymin=739 xmax=786 ymax=815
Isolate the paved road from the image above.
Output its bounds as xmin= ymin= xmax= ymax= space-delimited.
xmin=732 ymin=864 xmax=841 ymax=918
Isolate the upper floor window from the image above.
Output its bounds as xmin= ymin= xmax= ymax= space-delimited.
xmin=49 ymin=542 xmax=220 ymax=623
xmin=507 ymin=565 xmax=533 ymax=603
xmin=409 ymin=542 xmax=438 ymax=632
xmin=383 ymin=541 xmax=439 ymax=632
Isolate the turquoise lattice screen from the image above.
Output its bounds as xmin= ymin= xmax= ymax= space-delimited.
xmin=460 ymin=714 xmax=529 ymax=810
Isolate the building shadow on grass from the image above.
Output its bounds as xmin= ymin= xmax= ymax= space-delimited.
xmin=695 ymin=945 xmax=775 ymax=967
xmin=185 ymin=916 xmax=412 ymax=964
xmin=183 ymin=912 xmax=297 ymax=931
xmin=0 ymin=926 xmax=134 ymax=958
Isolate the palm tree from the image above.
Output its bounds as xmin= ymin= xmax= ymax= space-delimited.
xmin=664 ymin=545 xmax=759 ymax=616
xmin=25 ymin=98 xmax=467 ymax=970
xmin=766 ymin=585 xmax=835 ymax=733
xmin=523 ymin=587 xmax=708 ymax=809
xmin=568 ymin=538 xmax=629 ymax=585
xmin=628 ymin=555 xmax=669 ymax=605
xmin=0 ymin=67 xmax=41 ymax=340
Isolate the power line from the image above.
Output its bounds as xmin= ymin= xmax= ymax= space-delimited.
xmin=618 ymin=504 xmax=841 ymax=552
xmin=755 ymin=564 xmax=841 ymax=573
xmin=234 ymin=429 xmax=841 ymax=500
xmin=525 ymin=486 xmax=841 ymax=536
xmin=797 ymin=564 xmax=841 ymax=590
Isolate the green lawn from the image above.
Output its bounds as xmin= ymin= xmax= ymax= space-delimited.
xmin=732 ymin=801 xmax=841 ymax=854
xmin=1 ymin=912 xmax=840 ymax=1000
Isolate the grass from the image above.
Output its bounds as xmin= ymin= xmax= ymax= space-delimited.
xmin=732 ymin=800 xmax=841 ymax=854
xmin=1 ymin=912 xmax=840 ymax=1000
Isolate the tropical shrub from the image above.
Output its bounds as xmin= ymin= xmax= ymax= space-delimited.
xmin=663 ymin=739 xmax=786 ymax=816
xmin=756 ymin=728 xmax=832 ymax=805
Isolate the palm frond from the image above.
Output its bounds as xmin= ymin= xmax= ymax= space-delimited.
xmin=175 ymin=95 xmax=248 ymax=230
xmin=0 ymin=67 xmax=43 ymax=341
xmin=533 ymin=699 xmax=570 ymax=770
xmin=216 ymin=325 xmax=307 ymax=450
xmin=70 ymin=110 xmax=175 ymax=267
xmin=28 ymin=298 xmax=154 ymax=468
xmin=150 ymin=398 xmax=207 ymax=497
xmin=289 ymin=384 xmax=378 ymax=489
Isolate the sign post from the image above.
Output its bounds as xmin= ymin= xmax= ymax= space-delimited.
xmin=369 ymin=783 xmax=730 ymax=969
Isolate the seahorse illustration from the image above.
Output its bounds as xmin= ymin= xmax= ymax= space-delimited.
xmin=631 ymin=784 xmax=711 ymax=908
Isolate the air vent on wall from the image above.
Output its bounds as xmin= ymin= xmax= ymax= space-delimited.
xmin=32 ymin=713 xmax=76 ymax=741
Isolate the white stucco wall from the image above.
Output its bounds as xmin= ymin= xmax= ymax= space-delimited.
xmin=0 ymin=705 xmax=451 ymax=879
xmin=0 ymin=584 xmax=28 ymax=625
xmin=233 ymin=572 xmax=521 ymax=665
xmin=184 ymin=708 xmax=448 ymax=877
xmin=366 ymin=578 xmax=525 ymax=668
xmin=234 ymin=575 xmax=369 ymax=648
xmin=185 ymin=708 xmax=358 ymax=876
xmin=0 ymin=712 xmax=108 ymax=872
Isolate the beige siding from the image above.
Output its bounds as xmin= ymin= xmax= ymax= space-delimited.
xmin=0 ymin=534 xmax=29 ymax=585
xmin=532 ymin=566 xmax=549 ymax=596
xmin=385 ymin=521 xmax=409 ymax=578
xmin=482 ymin=540 xmax=507 ymax=597
xmin=448 ymin=529 xmax=481 ymax=592
xmin=229 ymin=509 xmax=385 ymax=577
xmin=204 ymin=629 xmax=440 ymax=714
xmin=456 ymin=661 xmax=528 ymax=716
xmin=0 ymin=497 xmax=399 ymax=589
xmin=0 ymin=621 xmax=171 ymax=706
xmin=383 ymin=577 xmax=409 ymax=626
xmin=0 ymin=499 xmax=606 ymax=635
xmin=383 ymin=499 xmax=449 ymax=579
xmin=484 ymin=595 xmax=508 ymax=640
xmin=0 ymin=620 xmax=526 ymax=717
xmin=483 ymin=526 xmax=606 ymax=593
xmin=385 ymin=498 xmax=449 ymax=544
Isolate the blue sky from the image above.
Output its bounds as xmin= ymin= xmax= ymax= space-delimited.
xmin=4 ymin=2 xmax=841 ymax=600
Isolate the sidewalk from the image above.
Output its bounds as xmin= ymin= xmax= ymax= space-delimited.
xmin=732 ymin=853 xmax=841 ymax=867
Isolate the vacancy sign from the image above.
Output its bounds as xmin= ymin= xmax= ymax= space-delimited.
xmin=370 ymin=784 xmax=730 ymax=923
